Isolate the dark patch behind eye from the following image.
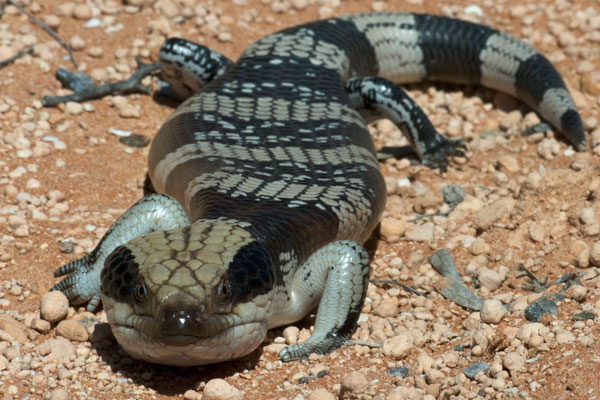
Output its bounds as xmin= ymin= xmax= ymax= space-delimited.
xmin=227 ymin=241 xmax=274 ymax=303
xmin=101 ymin=245 xmax=140 ymax=302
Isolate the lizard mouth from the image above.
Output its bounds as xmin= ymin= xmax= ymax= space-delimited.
xmin=111 ymin=319 xmax=267 ymax=366
xmin=161 ymin=334 xmax=200 ymax=346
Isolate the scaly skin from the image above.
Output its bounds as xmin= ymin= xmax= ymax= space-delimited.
xmin=53 ymin=13 xmax=584 ymax=366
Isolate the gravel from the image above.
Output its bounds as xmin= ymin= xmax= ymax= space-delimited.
xmin=0 ymin=0 xmax=599 ymax=399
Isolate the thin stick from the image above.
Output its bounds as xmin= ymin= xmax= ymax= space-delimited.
xmin=0 ymin=47 xmax=32 ymax=68
xmin=7 ymin=0 xmax=78 ymax=68
xmin=370 ymin=279 xmax=428 ymax=297
xmin=41 ymin=58 xmax=160 ymax=107
xmin=343 ymin=340 xmax=383 ymax=348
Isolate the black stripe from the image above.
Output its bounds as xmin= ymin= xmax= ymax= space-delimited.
xmin=514 ymin=54 xmax=567 ymax=105
xmin=150 ymin=105 xmax=377 ymax=169
xmin=160 ymin=38 xmax=233 ymax=83
xmin=227 ymin=241 xmax=276 ymax=302
xmin=278 ymin=17 xmax=379 ymax=76
xmin=413 ymin=13 xmax=496 ymax=84
xmin=326 ymin=308 xmax=362 ymax=343
xmin=225 ymin=56 xmax=345 ymax=94
xmin=560 ymin=109 xmax=586 ymax=150
xmin=190 ymin=190 xmax=341 ymax=265
xmin=101 ymin=246 xmax=140 ymax=302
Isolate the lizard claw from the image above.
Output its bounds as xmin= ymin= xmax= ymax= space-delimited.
xmin=52 ymin=254 xmax=103 ymax=311
xmin=421 ymin=138 xmax=466 ymax=172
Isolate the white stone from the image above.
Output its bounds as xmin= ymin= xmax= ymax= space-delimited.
xmin=480 ymin=299 xmax=506 ymax=324
xmin=40 ymin=291 xmax=69 ymax=323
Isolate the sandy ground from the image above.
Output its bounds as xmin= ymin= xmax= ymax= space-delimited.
xmin=1 ymin=0 xmax=600 ymax=399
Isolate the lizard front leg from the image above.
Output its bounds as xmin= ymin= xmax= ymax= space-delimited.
xmin=52 ymin=194 xmax=190 ymax=311
xmin=277 ymin=240 xmax=370 ymax=362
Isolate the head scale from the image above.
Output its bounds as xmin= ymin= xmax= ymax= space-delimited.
xmin=100 ymin=221 xmax=276 ymax=366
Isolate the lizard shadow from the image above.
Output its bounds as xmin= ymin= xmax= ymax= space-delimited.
xmin=91 ymin=338 xmax=262 ymax=395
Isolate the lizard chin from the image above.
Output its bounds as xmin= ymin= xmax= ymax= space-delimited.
xmin=111 ymin=318 xmax=267 ymax=366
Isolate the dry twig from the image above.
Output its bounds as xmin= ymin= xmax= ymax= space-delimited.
xmin=0 ymin=47 xmax=32 ymax=68
xmin=41 ymin=57 xmax=160 ymax=107
xmin=370 ymin=279 xmax=427 ymax=297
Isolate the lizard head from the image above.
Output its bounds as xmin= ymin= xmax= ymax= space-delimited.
xmin=100 ymin=221 xmax=276 ymax=366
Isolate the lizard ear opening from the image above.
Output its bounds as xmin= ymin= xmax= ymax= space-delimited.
xmin=135 ymin=280 xmax=147 ymax=304
xmin=214 ymin=279 xmax=233 ymax=305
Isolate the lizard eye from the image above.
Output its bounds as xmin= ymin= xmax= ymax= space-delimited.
xmin=216 ymin=280 xmax=232 ymax=305
xmin=135 ymin=280 xmax=147 ymax=303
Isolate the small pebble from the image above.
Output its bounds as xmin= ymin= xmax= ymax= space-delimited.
xmin=383 ymin=331 xmax=414 ymax=359
xmin=50 ymin=388 xmax=70 ymax=400
xmin=379 ymin=217 xmax=407 ymax=242
xmin=341 ymin=371 xmax=369 ymax=394
xmin=537 ymin=138 xmax=560 ymax=159
xmin=415 ymin=351 xmax=434 ymax=374
xmin=564 ymin=285 xmax=588 ymax=302
xmin=32 ymin=318 xmax=51 ymax=333
xmin=528 ymin=223 xmax=546 ymax=242
xmin=56 ymin=319 xmax=89 ymax=341
xmin=425 ymin=368 xmax=445 ymax=384
xmin=524 ymin=294 xmax=565 ymax=322
xmin=405 ymin=222 xmax=435 ymax=242
xmin=36 ymin=338 xmax=77 ymax=362
xmin=478 ymin=269 xmax=503 ymax=291
xmin=503 ymin=352 xmax=524 ymax=376
xmin=72 ymin=4 xmax=92 ymax=20
xmin=470 ymin=238 xmax=490 ymax=255
xmin=203 ymin=378 xmax=244 ymax=400
xmin=308 ymin=389 xmax=336 ymax=400
xmin=291 ymin=0 xmax=308 ymax=10
xmin=374 ymin=297 xmax=399 ymax=318
xmin=480 ymin=299 xmax=506 ymax=324
xmin=476 ymin=198 xmax=515 ymax=231
xmin=65 ymin=102 xmax=84 ymax=115
xmin=590 ymin=241 xmax=600 ymax=266
xmin=9 ymin=284 xmax=22 ymax=296
xmin=580 ymin=207 xmax=596 ymax=225
xmin=60 ymin=239 xmax=75 ymax=254
xmin=183 ymin=389 xmax=202 ymax=400
xmin=217 ymin=31 xmax=232 ymax=42
xmin=558 ymin=31 xmax=577 ymax=47
xmin=282 ymin=326 xmax=299 ymax=345
xmin=120 ymin=134 xmax=150 ymax=148
xmin=0 ymin=323 xmax=17 ymax=341
xmin=555 ymin=329 xmax=575 ymax=344
xmin=69 ymin=35 xmax=86 ymax=51
xmin=497 ymin=154 xmax=520 ymax=173
xmin=40 ymin=291 xmax=69 ymax=323
xmin=389 ymin=366 xmax=410 ymax=377
xmin=88 ymin=46 xmax=104 ymax=58
xmin=318 ymin=6 xmax=333 ymax=19
xmin=84 ymin=18 xmax=102 ymax=28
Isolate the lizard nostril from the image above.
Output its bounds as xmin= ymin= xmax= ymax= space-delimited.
xmin=161 ymin=308 xmax=205 ymax=340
